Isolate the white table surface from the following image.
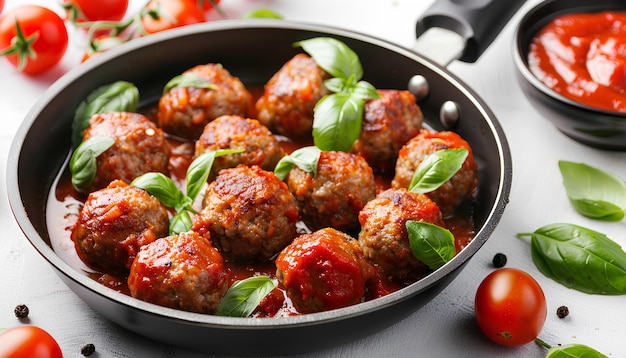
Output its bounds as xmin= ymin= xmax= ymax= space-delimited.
xmin=2 ymin=0 xmax=625 ymax=357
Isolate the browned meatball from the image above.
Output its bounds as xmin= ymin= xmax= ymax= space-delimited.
xmin=127 ymin=231 xmax=229 ymax=314
xmin=358 ymin=188 xmax=444 ymax=282
xmin=157 ymin=63 xmax=253 ymax=139
xmin=391 ymin=129 xmax=478 ymax=217
xmin=82 ymin=111 xmax=170 ymax=192
xmin=192 ymin=165 xmax=299 ymax=262
xmin=275 ymin=228 xmax=374 ymax=314
xmin=194 ymin=115 xmax=285 ymax=179
xmin=255 ymin=53 xmax=331 ymax=139
xmin=350 ymin=90 xmax=423 ymax=173
xmin=72 ymin=180 xmax=169 ymax=274
xmin=286 ymin=151 xmax=376 ymax=233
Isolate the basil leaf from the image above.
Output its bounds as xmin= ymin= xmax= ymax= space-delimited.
xmin=169 ymin=210 xmax=193 ymax=235
xmin=242 ymin=8 xmax=283 ymax=19
xmin=546 ymin=343 xmax=608 ymax=358
xmin=406 ymin=220 xmax=456 ymax=270
xmin=295 ymin=37 xmax=363 ymax=81
xmin=185 ymin=149 xmax=244 ymax=201
xmin=131 ymin=172 xmax=187 ymax=210
xmin=313 ymin=93 xmax=363 ymax=152
xmin=163 ymin=73 xmax=216 ymax=94
xmin=215 ymin=276 xmax=276 ymax=317
xmin=69 ymin=137 xmax=114 ymax=193
xmin=71 ymin=81 xmax=139 ymax=148
xmin=408 ymin=148 xmax=469 ymax=194
xmin=347 ymin=80 xmax=380 ymax=100
xmin=518 ymin=223 xmax=626 ymax=295
xmin=274 ymin=146 xmax=321 ymax=181
xmin=559 ymin=160 xmax=626 ymax=221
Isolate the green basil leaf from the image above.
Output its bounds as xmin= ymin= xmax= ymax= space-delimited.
xmin=408 ymin=148 xmax=469 ymax=194
xmin=169 ymin=210 xmax=193 ymax=235
xmin=69 ymin=137 xmax=115 ymax=193
xmin=347 ymin=80 xmax=380 ymax=100
xmin=295 ymin=37 xmax=363 ymax=81
xmin=163 ymin=73 xmax=216 ymax=94
xmin=406 ymin=220 xmax=456 ymax=270
xmin=131 ymin=172 xmax=187 ymax=210
xmin=559 ymin=160 xmax=626 ymax=221
xmin=241 ymin=8 xmax=283 ymax=19
xmin=313 ymin=93 xmax=363 ymax=152
xmin=71 ymin=81 xmax=139 ymax=148
xmin=546 ymin=343 xmax=608 ymax=358
xmin=518 ymin=223 xmax=626 ymax=295
xmin=215 ymin=276 xmax=277 ymax=317
xmin=274 ymin=146 xmax=321 ymax=181
xmin=185 ymin=149 xmax=244 ymax=201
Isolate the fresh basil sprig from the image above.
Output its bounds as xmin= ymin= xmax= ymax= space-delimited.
xmin=295 ymin=37 xmax=380 ymax=152
xmin=71 ymin=81 xmax=139 ymax=148
xmin=408 ymin=148 xmax=468 ymax=194
xmin=131 ymin=149 xmax=243 ymax=234
xmin=517 ymin=223 xmax=626 ymax=295
xmin=274 ymin=146 xmax=321 ymax=181
xmin=535 ymin=338 xmax=608 ymax=358
xmin=69 ymin=137 xmax=115 ymax=193
xmin=215 ymin=276 xmax=277 ymax=317
xmin=559 ymin=160 xmax=626 ymax=221
xmin=163 ymin=73 xmax=216 ymax=94
xmin=406 ymin=220 xmax=456 ymax=270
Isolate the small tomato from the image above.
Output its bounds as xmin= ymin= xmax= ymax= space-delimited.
xmin=141 ymin=0 xmax=206 ymax=35
xmin=474 ymin=267 xmax=547 ymax=346
xmin=63 ymin=0 xmax=129 ymax=22
xmin=0 ymin=325 xmax=63 ymax=358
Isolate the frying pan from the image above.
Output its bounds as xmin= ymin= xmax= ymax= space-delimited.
xmin=7 ymin=3 xmax=514 ymax=356
xmin=515 ymin=0 xmax=626 ymax=150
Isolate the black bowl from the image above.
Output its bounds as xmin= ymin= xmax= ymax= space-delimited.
xmin=514 ymin=0 xmax=626 ymax=150
xmin=7 ymin=19 xmax=511 ymax=356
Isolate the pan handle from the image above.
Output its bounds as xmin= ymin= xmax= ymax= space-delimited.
xmin=416 ymin=0 xmax=527 ymax=63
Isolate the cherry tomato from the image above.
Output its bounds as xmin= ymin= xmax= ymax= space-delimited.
xmin=0 ymin=5 xmax=69 ymax=74
xmin=0 ymin=0 xmax=4 ymax=14
xmin=63 ymin=0 xmax=129 ymax=22
xmin=474 ymin=267 xmax=547 ymax=347
xmin=141 ymin=0 xmax=206 ymax=35
xmin=0 ymin=325 xmax=63 ymax=358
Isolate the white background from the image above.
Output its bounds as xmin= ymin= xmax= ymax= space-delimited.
xmin=1 ymin=0 xmax=625 ymax=357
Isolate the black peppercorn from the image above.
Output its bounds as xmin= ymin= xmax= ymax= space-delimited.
xmin=556 ymin=305 xmax=569 ymax=318
xmin=492 ymin=253 xmax=507 ymax=268
xmin=14 ymin=304 xmax=29 ymax=319
xmin=81 ymin=343 xmax=96 ymax=356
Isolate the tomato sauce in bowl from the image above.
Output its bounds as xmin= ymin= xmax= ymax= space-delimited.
xmin=528 ymin=11 xmax=626 ymax=112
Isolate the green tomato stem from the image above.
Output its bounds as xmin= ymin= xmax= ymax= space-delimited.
xmin=534 ymin=338 xmax=552 ymax=349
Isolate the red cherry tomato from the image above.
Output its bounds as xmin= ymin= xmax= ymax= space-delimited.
xmin=0 ymin=0 xmax=5 ymax=14
xmin=474 ymin=267 xmax=547 ymax=347
xmin=63 ymin=0 xmax=129 ymax=22
xmin=0 ymin=5 xmax=69 ymax=74
xmin=0 ymin=325 xmax=63 ymax=358
xmin=141 ymin=0 xmax=206 ymax=34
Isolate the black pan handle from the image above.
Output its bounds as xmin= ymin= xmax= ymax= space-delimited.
xmin=416 ymin=0 xmax=527 ymax=63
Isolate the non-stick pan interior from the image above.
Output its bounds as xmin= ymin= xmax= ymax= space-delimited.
xmin=8 ymin=19 xmax=511 ymax=355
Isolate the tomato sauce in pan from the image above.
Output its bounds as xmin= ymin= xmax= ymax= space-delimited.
xmin=46 ymin=97 xmax=476 ymax=318
xmin=528 ymin=11 xmax=626 ymax=112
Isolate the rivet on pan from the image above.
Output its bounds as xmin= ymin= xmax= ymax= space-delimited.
xmin=440 ymin=101 xmax=460 ymax=128
xmin=408 ymin=75 xmax=429 ymax=101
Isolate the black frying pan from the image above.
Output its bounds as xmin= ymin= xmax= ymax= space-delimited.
xmin=515 ymin=0 xmax=626 ymax=150
xmin=7 ymin=4 xmax=515 ymax=356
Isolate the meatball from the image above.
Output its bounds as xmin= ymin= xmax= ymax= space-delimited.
xmin=350 ymin=89 xmax=423 ymax=173
xmin=194 ymin=115 xmax=285 ymax=179
xmin=82 ymin=111 xmax=170 ymax=192
xmin=157 ymin=63 xmax=253 ymax=139
xmin=275 ymin=228 xmax=373 ymax=314
xmin=127 ymin=231 xmax=229 ymax=314
xmin=192 ymin=165 xmax=299 ymax=262
xmin=391 ymin=129 xmax=478 ymax=217
xmin=72 ymin=180 xmax=169 ymax=274
xmin=358 ymin=188 xmax=444 ymax=281
xmin=255 ymin=53 xmax=331 ymax=139
xmin=286 ymin=151 xmax=376 ymax=233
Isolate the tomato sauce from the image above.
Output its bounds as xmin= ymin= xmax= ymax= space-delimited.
xmin=528 ymin=11 xmax=626 ymax=112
